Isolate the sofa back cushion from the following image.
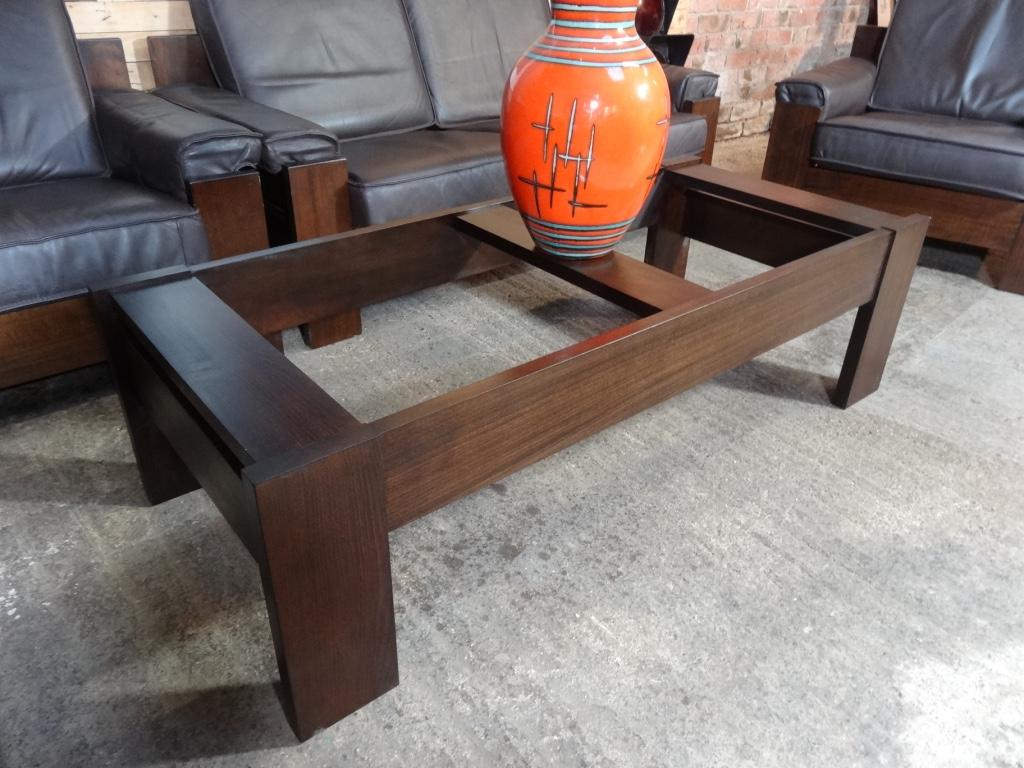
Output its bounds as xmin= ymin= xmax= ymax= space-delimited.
xmin=0 ymin=0 xmax=107 ymax=189
xmin=189 ymin=0 xmax=435 ymax=140
xmin=870 ymin=0 xmax=1024 ymax=125
xmin=402 ymin=0 xmax=551 ymax=127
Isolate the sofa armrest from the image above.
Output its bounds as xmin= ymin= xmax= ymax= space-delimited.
xmin=663 ymin=65 xmax=719 ymax=111
xmin=776 ymin=57 xmax=877 ymax=121
xmin=156 ymin=84 xmax=340 ymax=174
xmin=94 ymin=89 xmax=262 ymax=202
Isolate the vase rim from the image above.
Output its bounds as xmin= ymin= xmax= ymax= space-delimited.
xmin=550 ymin=1 xmax=640 ymax=24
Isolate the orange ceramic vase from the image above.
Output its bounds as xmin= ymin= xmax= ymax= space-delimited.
xmin=501 ymin=0 xmax=670 ymax=259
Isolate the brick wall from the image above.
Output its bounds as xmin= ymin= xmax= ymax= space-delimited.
xmin=669 ymin=0 xmax=871 ymax=139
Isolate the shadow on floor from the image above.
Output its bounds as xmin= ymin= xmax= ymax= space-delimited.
xmin=716 ymin=359 xmax=837 ymax=406
xmin=86 ymin=684 xmax=297 ymax=765
xmin=919 ymin=244 xmax=984 ymax=278
xmin=0 ymin=454 xmax=146 ymax=506
xmin=0 ymin=365 xmax=114 ymax=427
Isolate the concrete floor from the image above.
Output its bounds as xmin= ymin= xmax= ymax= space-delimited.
xmin=2 ymin=137 xmax=1024 ymax=767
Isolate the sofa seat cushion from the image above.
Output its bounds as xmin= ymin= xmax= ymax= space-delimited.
xmin=812 ymin=112 xmax=1024 ymax=201
xmin=340 ymin=130 xmax=509 ymax=226
xmin=0 ymin=178 xmax=209 ymax=312
xmin=666 ymin=113 xmax=708 ymax=160
xmin=458 ymin=119 xmax=502 ymax=133
xmin=400 ymin=114 xmax=706 ymax=161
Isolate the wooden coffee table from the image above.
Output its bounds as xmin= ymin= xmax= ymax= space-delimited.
xmin=94 ymin=164 xmax=928 ymax=740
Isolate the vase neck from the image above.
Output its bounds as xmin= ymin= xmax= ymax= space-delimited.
xmin=550 ymin=1 xmax=639 ymax=34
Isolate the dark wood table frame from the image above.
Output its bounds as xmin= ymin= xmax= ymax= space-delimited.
xmin=93 ymin=165 xmax=927 ymax=741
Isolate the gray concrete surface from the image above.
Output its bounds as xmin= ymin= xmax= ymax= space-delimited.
xmin=2 ymin=138 xmax=1024 ymax=767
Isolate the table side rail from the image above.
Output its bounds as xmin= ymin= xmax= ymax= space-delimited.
xmin=372 ymin=228 xmax=894 ymax=529
xmin=194 ymin=216 xmax=514 ymax=337
xmin=682 ymin=190 xmax=851 ymax=267
xmin=668 ymin=164 xmax=903 ymax=235
xmin=112 ymin=278 xmax=362 ymax=465
xmin=456 ymin=206 xmax=712 ymax=315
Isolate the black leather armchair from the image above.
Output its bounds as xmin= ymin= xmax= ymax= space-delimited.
xmin=763 ymin=0 xmax=1024 ymax=294
xmin=0 ymin=0 xmax=267 ymax=389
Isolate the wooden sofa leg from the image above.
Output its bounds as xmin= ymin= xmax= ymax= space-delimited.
xmin=993 ymin=220 xmax=1024 ymax=295
xmin=683 ymin=96 xmax=720 ymax=164
xmin=190 ymin=172 xmax=270 ymax=259
xmin=299 ymin=311 xmax=363 ymax=349
xmin=284 ymin=159 xmax=364 ymax=348
xmin=762 ymin=102 xmax=821 ymax=187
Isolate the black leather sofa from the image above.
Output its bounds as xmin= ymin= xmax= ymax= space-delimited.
xmin=149 ymin=0 xmax=720 ymax=231
xmin=0 ymin=0 xmax=268 ymax=389
xmin=762 ymin=0 xmax=1024 ymax=294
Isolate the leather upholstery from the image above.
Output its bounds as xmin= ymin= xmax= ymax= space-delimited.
xmin=0 ymin=0 xmax=107 ymax=189
xmin=0 ymin=178 xmax=210 ymax=312
xmin=155 ymin=84 xmax=339 ymax=174
xmin=870 ymin=0 xmax=1024 ymax=125
xmin=402 ymin=0 xmax=550 ymax=127
xmin=777 ymin=58 xmax=877 ymax=121
xmin=188 ymin=0 xmax=435 ymax=140
xmin=419 ymin=112 xmax=706 ymax=161
xmin=339 ymin=130 xmax=508 ymax=226
xmin=663 ymin=66 xmax=720 ymax=110
xmin=665 ymin=113 xmax=708 ymax=159
xmin=448 ymin=112 xmax=706 ymax=156
xmin=459 ymin=119 xmax=503 ymax=133
xmin=95 ymin=89 xmax=261 ymax=201
xmin=813 ymin=112 xmax=1024 ymax=201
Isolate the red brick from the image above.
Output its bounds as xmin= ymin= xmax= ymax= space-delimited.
xmin=672 ymin=0 xmax=871 ymax=138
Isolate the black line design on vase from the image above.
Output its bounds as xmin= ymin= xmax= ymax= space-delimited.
xmin=517 ymin=169 xmax=567 ymax=217
xmin=531 ymin=94 xmax=556 ymax=162
xmin=520 ymin=95 xmax=609 ymax=220
xmin=556 ymin=98 xmax=607 ymax=217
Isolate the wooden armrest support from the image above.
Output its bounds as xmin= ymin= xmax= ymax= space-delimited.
xmin=851 ymin=25 xmax=888 ymax=64
xmin=78 ymin=38 xmax=131 ymax=91
xmin=762 ymin=102 xmax=822 ymax=187
xmin=188 ymin=173 xmax=270 ymax=259
xmin=263 ymin=158 xmax=360 ymax=348
xmin=683 ymin=96 xmax=720 ymax=165
xmin=148 ymin=33 xmax=217 ymax=89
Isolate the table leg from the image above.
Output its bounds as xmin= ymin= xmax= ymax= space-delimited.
xmin=644 ymin=183 xmax=690 ymax=277
xmin=98 ymin=297 xmax=200 ymax=505
xmin=833 ymin=215 xmax=929 ymax=408
xmin=245 ymin=440 xmax=398 ymax=741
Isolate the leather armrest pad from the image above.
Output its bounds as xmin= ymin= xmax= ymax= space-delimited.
xmin=776 ymin=57 xmax=877 ymax=121
xmin=663 ymin=66 xmax=720 ymax=110
xmin=94 ymin=89 xmax=262 ymax=201
xmin=155 ymin=84 xmax=340 ymax=174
